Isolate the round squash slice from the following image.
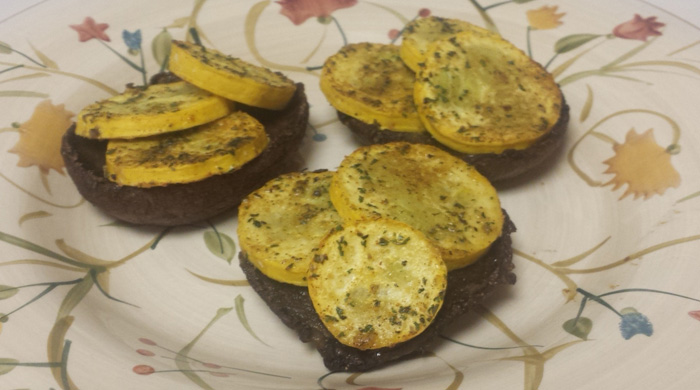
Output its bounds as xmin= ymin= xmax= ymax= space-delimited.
xmin=105 ymin=111 xmax=268 ymax=187
xmin=320 ymin=42 xmax=425 ymax=133
xmin=414 ymin=31 xmax=563 ymax=154
xmin=330 ymin=142 xmax=503 ymax=270
xmin=307 ymin=218 xmax=447 ymax=350
xmin=169 ymin=40 xmax=296 ymax=110
xmin=237 ymin=170 xmax=343 ymax=286
xmin=399 ymin=16 xmax=497 ymax=72
xmin=75 ymin=81 xmax=231 ymax=139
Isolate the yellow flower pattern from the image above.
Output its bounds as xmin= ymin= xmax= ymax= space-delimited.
xmin=603 ymin=128 xmax=681 ymax=199
xmin=8 ymin=100 xmax=74 ymax=175
xmin=526 ymin=5 xmax=565 ymax=30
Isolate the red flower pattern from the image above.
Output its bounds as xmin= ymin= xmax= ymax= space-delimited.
xmin=277 ymin=0 xmax=357 ymax=25
xmin=132 ymin=365 xmax=155 ymax=375
xmin=388 ymin=28 xmax=400 ymax=40
xmin=138 ymin=337 xmax=157 ymax=346
xmin=70 ymin=17 xmax=110 ymax=42
xmin=612 ymin=14 xmax=664 ymax=41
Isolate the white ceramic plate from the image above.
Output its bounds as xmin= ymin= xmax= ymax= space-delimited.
xmin=2 ymin=0 xmax=700 ymax=389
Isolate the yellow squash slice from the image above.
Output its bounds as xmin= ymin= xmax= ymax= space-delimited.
xmin=168 ymin=40 xmax=296 ymax=110
xmin=414 ymin=31 xmax=562 ymax=154
xmin=237 ymin=171 xmax=344 ymax=286
xmin=330 ymin=142 xmax=503 ymax=270
xmin=75 ymin=81 xmax=231 ymax=139
xmin=400 ymin=16 xmax=497 ymax=72
xmin=320 ymin=42 xmax=425 ymax=133
xmin=105 ymin=111 xmax=268 ymax=187
xmin=307 ymin=218 xmax=447 ymax=350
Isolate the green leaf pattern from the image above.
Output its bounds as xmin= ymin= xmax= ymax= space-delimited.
xmin=554 ymin=33 xmax=602 ymax=54
xmin=0 ymin=286 xmax=18 ymax=300
xmin=0 ymin=358 xmax=19 ymax=376
xmin=203 ymin=230 xmax=236 ymax=264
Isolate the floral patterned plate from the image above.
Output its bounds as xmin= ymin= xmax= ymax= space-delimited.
xmin=1 ymin=0 xmax=699 ymax=389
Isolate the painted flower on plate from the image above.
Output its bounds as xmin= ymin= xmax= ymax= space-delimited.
xmin=613 ymin=14 xmax=664 ymax=41
xmin=603 ymin=128 xmax=680 ymax=200
xmin=138 ymin=337 xmax=157 ymax=346
xmin=122 ymin=29 xmax=142 ymax=54
xmin=277 ymin=0 xmax=357 ymax=25
xmin=526 ymin=5 xmax=565 ymax=30
xmin=8 ymin=100 xmax=74 ymax=174
xmin=70 ymin=17 xmax=110 ymax=42
xmin=619 ymin=308 xmax=653 ymax=340
xmin=689 ymin=311 xmax=700 ymax=321
xmin=133 ymin=364 xmax=155 ymax=375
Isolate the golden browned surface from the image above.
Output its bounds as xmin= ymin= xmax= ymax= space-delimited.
xmin=104 ymin=111 xmax=268 ymax=187
xmin=414 ymin=31 xmax=562 ymax=154
xmin=330 ymin=142 xmax=504 ymax=270
xmin=238 ymin=171 xmax=344 ymax=286
xmin=400 ymin=16 xmax=498 ymax=72
xmin=61 ymin=83 xmax=310 ymax=226
xmin=307 ymin=218 xmax=447 ymax=350
xmin=169 ymin=40 xmax=296 ymax=110
xmin=320 ymin=42 xmax=425 ymax=133
xmin=75 ymin=81 xmax=231 ymax=139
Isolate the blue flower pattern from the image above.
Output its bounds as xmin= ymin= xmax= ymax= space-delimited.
xmin=122 ymin=29 xmax=142 ymax=53
xmin=619 ymin=310 xmax=653 ymax=340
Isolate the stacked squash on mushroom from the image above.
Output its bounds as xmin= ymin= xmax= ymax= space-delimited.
xmin=61 ymin=41 xmax=309 ymax=226
xmin=238 ymin=142 xmax=515 ymax=371
xmin=319 ymin=16 xmax=569 ymax=182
